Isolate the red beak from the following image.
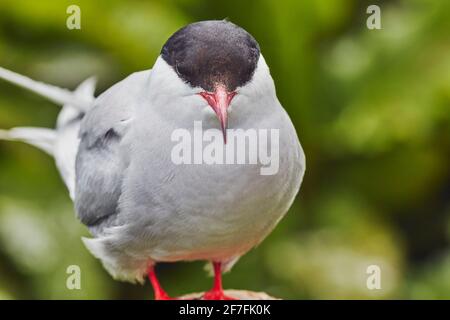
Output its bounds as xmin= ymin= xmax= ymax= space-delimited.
xmin=199 ymin=86 xmax=236 ymax=143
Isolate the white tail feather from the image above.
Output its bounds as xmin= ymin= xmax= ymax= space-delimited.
xmin=0 ymin=127 xmax=56 ymax=155
xmin=0 ymin=71 xmax=97 ymax=200
xmin=0 ymin=66 xmax=93 ymax=111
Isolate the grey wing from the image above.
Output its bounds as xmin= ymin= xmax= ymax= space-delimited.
xmin=75 ymin=124 xmax=126 ymax=233
xmin=74 ymin=70 xmax=150 ymax=234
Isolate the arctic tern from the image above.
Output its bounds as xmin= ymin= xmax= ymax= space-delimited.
xmin=0 ymin=20 xmax=305 ymax=300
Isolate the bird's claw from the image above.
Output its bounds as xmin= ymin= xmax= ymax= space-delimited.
xmin=202 ymin=289 xmax=236 ymax=300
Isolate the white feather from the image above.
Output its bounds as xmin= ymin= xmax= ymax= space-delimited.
xmin=0 ymin=127 xmax=56 ymax=155
xmin=0 ymin=69 xmax=97 ymax=200
xmin=0 ymin=66 xmax=92 ymax=111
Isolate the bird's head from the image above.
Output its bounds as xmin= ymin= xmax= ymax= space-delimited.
xmin=148 ymin=20 xmax=276 ymax=142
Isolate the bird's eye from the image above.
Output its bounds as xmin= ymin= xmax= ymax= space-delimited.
xmin=174 ymin=61 xmax=181 ymax=77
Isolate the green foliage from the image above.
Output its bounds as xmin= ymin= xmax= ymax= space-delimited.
xmin=0 ymin=0 xmax=449 ymax=299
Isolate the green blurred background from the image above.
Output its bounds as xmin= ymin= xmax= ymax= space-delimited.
xmin=0 ymin=0 xmax=449 ymax=299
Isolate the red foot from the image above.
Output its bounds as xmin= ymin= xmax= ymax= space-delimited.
xmin=202 ymin=289 xmax=236 ymax=300
xmin=148 ymin=265 xmax=177 ymax=300
xmin=202 ymin=261 xmax=238 ymax=300
xmin=154 ymin=291 xmax=174 ymax=300
xmin=149 ymin=262 xmax=239 ymax=300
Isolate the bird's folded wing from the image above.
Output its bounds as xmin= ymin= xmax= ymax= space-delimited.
xmin=74 ymin=70 xmax=151 ymax=232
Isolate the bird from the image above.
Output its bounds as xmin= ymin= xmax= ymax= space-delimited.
xmin=0 ymin=20 xmax=305 ymax=300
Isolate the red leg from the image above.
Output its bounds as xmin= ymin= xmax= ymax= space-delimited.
xmin=147 ymin=265 xmax=172 ymax=300
xmin=202 ymin=262 xmax=236 ymax=300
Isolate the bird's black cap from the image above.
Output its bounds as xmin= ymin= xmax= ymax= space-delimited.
xmin=161 ymin=20 xmax=260 ymax=92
